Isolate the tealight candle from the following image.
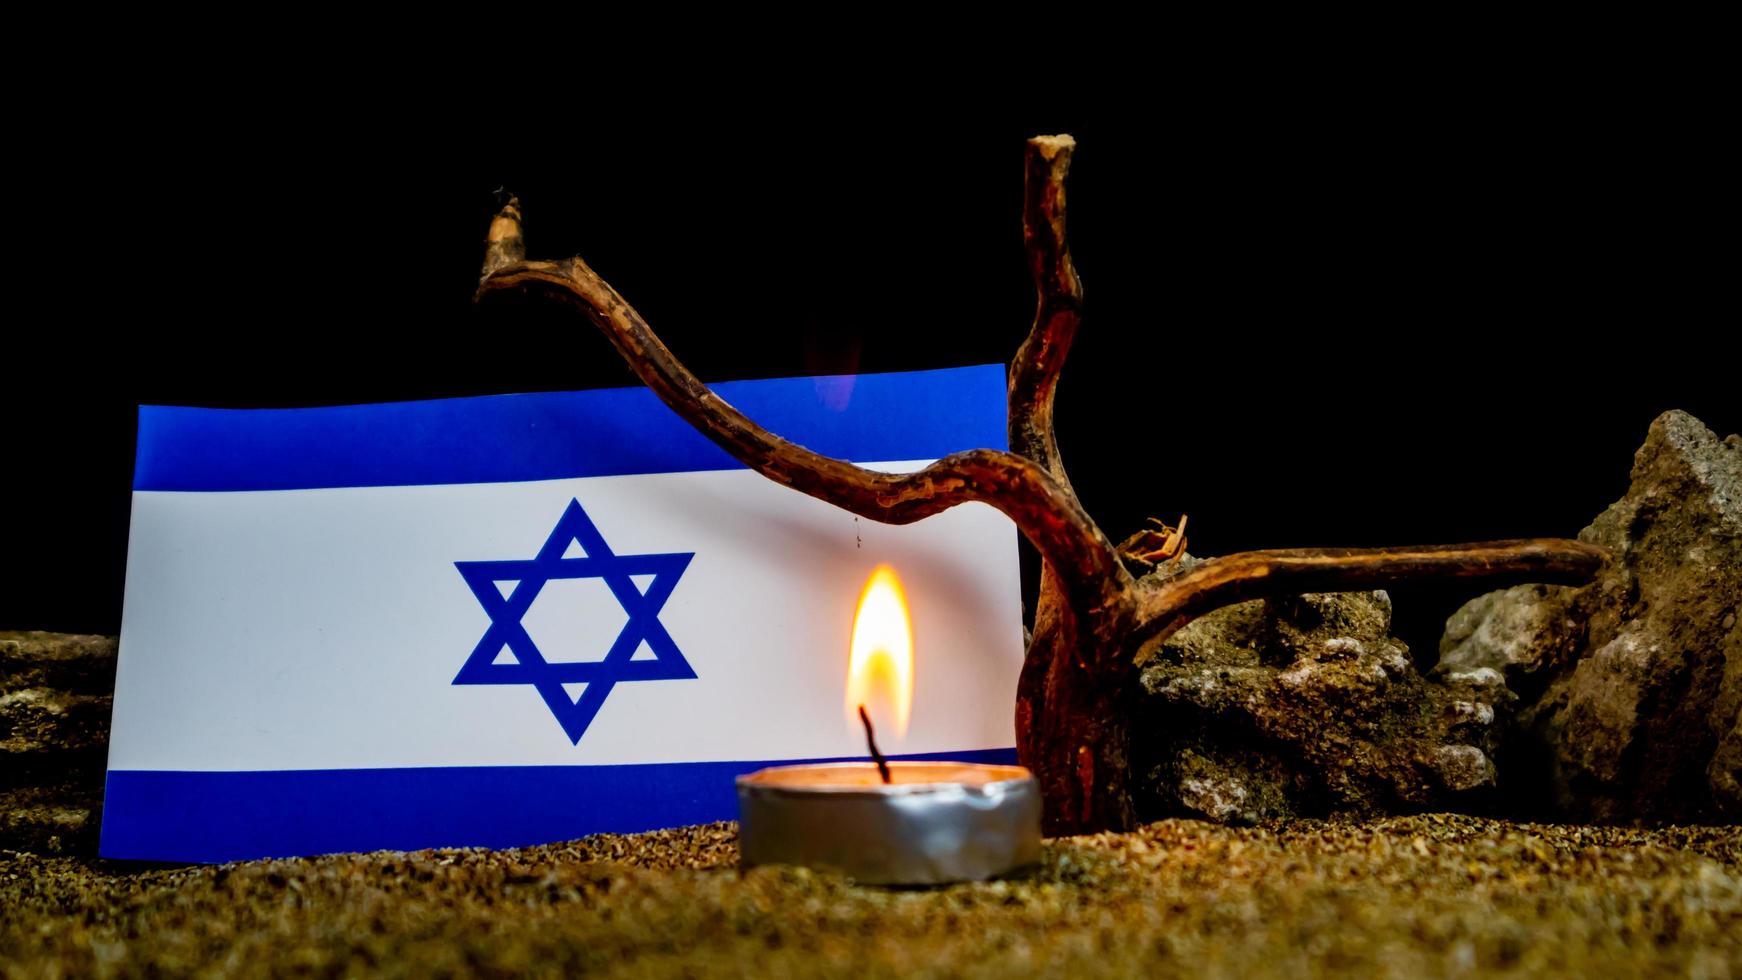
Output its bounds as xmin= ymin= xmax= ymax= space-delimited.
xmin=735 ymin=564 xmax=1042 ymax=885
xmin=736 ymin=760 xmax=1041 ymax=885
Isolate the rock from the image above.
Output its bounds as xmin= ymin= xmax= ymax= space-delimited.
xmin=1440 ymin=584 xmax=1580 ymax=683
xmin=1131 ymin=585 xmax=1510 ymax=823
xmin=0 ymin=631 xmax=115 ymax=854
xmin=1436 ymin=410 xmax=1741 ymax=822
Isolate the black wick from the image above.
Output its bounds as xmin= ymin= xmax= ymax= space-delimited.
xmin=857 ymin=705 xmax=892 ymax=784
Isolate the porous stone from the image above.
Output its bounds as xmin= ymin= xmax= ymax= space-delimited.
xmin=0 ymin=631 xmax=116 ymax=854
xmin=1132 ymin=585 xmax=1510 ymax=823
xmin=1438 ymin=410 xmax=1741 ymax=822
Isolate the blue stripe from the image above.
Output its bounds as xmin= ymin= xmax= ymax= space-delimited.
xmin=99 ymin=749 xmax=1021 ymax=863
xmin=134 ymin=365 xmax=1008 ymax=492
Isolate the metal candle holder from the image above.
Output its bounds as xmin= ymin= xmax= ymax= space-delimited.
xmin=736 ymin=761 xmax=1042 ymax=885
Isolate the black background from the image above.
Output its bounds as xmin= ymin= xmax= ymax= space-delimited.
xmin=4 ymin=61 xmax=1734 ymax=661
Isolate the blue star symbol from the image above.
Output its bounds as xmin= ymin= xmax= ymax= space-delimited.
xmin=453 ymin=498 xmax=696 ymax=743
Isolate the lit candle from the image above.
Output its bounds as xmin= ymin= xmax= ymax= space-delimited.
xmin=736 ymin=565 xmax=1041 ymax=884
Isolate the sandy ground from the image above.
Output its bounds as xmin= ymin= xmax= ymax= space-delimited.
xmin=3 ymin=815 xmax=1738 ymax=978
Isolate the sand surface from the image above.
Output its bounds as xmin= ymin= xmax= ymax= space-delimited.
xmin=4 ymin=816 xmax=1738 ymax=977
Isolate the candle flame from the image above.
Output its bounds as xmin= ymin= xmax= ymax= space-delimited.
xmin=845 ymin=564 xmax=914 ymax=740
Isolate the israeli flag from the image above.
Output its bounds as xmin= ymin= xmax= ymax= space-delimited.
xmin=102 ymin=365 xmax=1024 ymax=862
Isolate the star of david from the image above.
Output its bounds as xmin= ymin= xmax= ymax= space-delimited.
xmin=453 ymin=498 xmax=696 ymax=743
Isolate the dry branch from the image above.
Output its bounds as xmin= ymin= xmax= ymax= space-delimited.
xmin=478 ymin=248 xmax=1132 ymax=618
xmin=474 ymin=135 xmax=1608 ymax=833
xmin=1009 ymin=134 xmax=1082 ymax=490
xmin=1129 ymin=539 xmax=1608 ymax=653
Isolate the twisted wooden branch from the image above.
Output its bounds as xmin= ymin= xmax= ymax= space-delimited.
xmin=475 ymin=134 xmax=1607 ymax=678
xmin=477 ymin=207 xmax=1133 ymax=618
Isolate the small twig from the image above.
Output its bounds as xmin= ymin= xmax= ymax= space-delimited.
xmin=857 ymin=705 xmax=892 ymax=784
xmin=1122 ymin=515 xmax=1191 ymax=566
xmin=1164 ymin=514 xmax=1188 ymax=567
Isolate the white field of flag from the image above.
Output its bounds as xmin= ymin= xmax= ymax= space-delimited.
xmin=101 ymin=365 xmax=1024 ymax=862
